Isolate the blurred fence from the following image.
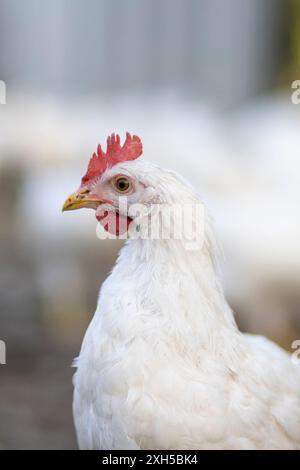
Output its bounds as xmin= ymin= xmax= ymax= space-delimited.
xmin=0 ymin=0 xmax=284 ymax=108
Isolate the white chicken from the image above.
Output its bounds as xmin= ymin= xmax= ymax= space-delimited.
xmin=63 ymin=133 xmax=300 ymax=450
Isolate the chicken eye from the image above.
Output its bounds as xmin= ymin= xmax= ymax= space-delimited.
xmin=114 ymin=177 xmax=131 ymax=193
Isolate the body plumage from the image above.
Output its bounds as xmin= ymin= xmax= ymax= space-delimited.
xmin=63 ymin=134 xmax=300 ymax=450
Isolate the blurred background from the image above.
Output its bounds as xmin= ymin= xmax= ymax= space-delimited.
xmin=0 ymin=0 xmax=299 ymax=449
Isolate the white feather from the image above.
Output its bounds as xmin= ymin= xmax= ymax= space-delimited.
xmin=73 ymin=160 xmax=300 ymax=450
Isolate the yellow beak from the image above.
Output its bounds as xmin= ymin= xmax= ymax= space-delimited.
xmin=62 ymin=190 xmax=101 ymax=212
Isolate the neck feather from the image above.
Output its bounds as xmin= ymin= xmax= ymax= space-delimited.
xmin=110 ymin=217 xmax=242 ymax=367
xmin=100 ymin=170 xmax=243 ymax=369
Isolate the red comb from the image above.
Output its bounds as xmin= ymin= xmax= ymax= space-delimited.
xmin=81 ymin=132 xmax=143 ymax=186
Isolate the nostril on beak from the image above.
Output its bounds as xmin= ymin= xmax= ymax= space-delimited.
xmin=78 ymin=189 xmax=90 ymax=199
